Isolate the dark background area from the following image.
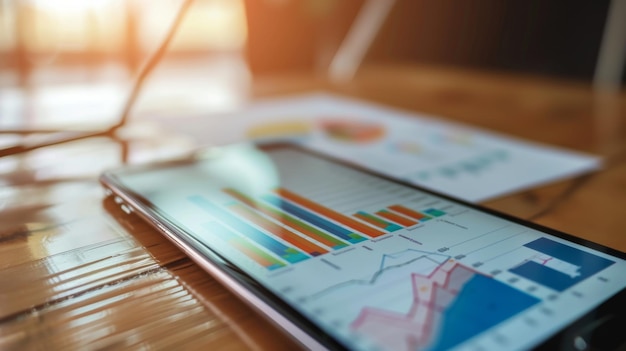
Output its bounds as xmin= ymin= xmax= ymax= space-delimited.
xmin=369 ymin=0 xmax=612 ymax=82
xmin=245 ymin=0 xmax=623 ymax=84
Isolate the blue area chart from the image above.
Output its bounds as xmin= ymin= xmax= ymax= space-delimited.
xmin=428 ymin=274 xmax=539 ymax=351
xmin=509 ymin=238 xmax=614 ymax=291
xmin=350 ymin=260 xmax=540 ymax=351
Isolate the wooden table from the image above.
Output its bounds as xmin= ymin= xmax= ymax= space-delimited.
xmin=1 ymin=64 xmax=625 ymax=350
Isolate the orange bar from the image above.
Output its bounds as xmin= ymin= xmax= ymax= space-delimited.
xmin=389 ymin=205 xmax=428 ymax=220
xmin=354 ymin=213 xmax=388 ymax=229
xmin=376 ymin=210 xmax=417 ymax=226
xmin=224 ymin=188 xmax=348 ymax=249
xmin=230 ymin=203 xmax=328 ymax=256
xmin=276 ymin=188 xmax=386 ymax=238
xmin=231 ymin=240 xmax=275 ymax=267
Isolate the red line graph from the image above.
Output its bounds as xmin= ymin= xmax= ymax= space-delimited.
xmin=350 ymin=260 xmax=482 ymax=351
xmin=539 ymin=256 xmax=553 ymax=265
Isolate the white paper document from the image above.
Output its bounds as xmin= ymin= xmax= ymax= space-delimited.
xmin=151 ymin=94 xmax=600 ymax=202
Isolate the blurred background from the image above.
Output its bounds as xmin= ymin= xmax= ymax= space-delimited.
xmin=0 ymin=0 xmax=250 ymax=130
xmin=0 ymin=0 xmax=247 ymax=81
xmin=0 ymin=0 xmax=623 ymax=129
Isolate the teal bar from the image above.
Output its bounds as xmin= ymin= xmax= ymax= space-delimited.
xmin=424 ymin=208 xmax=446 ymax=217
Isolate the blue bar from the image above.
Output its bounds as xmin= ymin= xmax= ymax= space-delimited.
xmin=508 ymin=238 xmax=615 ymax=292
xmin=261 ymin=194 xmax=366 ymax=243
xmin=524 ymin=238 xmax=614 ymax=269
xmin=189 ymin=196 xmax=309 ymax=263
xmin=204 ymin=222 xmax=285 ymax=271
xmin=510 ymin=261 xmax=574 ymax=292
xmin=206 ymin=221 xmax=238 ymax=240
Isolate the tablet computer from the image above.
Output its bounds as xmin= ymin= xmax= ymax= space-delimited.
xmin=100 ymin=142 xmax=626 ymax=351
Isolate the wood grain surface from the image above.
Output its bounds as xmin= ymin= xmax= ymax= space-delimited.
xmin=1 ymin=64 xmax=624 ymax=350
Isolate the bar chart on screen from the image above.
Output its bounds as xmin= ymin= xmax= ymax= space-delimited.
xmin=188 ymin=184 xmax=449 ymax=270
xmin=173 ymin=145 xmax=623 ymax=351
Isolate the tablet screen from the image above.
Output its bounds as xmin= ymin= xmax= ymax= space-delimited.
xmin=114 ymin=144 xmax=626 ymax=351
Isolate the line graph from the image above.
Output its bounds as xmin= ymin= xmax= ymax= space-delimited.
xmin=348 ymin=260 xmax=540 ymax=351
xmin=308 ymin=249 xmax=450 ymax=300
